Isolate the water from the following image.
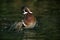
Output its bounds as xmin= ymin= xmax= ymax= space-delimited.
xmin=0 ymin=16 xmax=59 ymax=40
xmin=0 ymin=0 xmax=59 ymax=40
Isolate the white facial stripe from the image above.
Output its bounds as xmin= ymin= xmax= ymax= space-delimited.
xmin=27 ymin=8 xmax=32 ymax=13
xmin=29 ymin=11 xmax=32 ymax=13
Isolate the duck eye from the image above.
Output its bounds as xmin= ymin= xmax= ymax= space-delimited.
xmin=25 ymin=9 xmax=28 ymax=12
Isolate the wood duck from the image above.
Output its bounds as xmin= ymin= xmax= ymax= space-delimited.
xmin=8 ymin=7 xmax=36 ymax=32
xmin=22 ymin=7 xmax=36 ymax=29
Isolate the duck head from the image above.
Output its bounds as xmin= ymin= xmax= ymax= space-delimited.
xmin=22 ymin=6 xmax=32 ymax=15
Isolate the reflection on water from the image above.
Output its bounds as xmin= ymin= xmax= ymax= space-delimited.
xmin=23 ymin=30 xmax=38 ymax=40
xmin=0 ymin=29 xmax=45 ymax=40
xmin=0 ymin=28 xmax=58 ymax=40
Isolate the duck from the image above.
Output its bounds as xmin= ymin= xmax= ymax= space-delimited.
xmin=22 ymin=6 xmax=36 ymax=29
xmin=8 ymin=6 xmax=36 ymax=32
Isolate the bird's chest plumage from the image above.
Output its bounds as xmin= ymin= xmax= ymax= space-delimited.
xmin=24 ymin=14 xmax=34 ymax=24
xmin=23 ymin=14 xmax=36 ymax=28
xmin=25 ymin=15 xmax=33 ymax=22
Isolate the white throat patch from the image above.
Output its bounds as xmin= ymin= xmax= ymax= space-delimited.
xmin=23 ymin=12 xmax=28 ymax=14
xmin=23 ymin=11 xmax=32 ymax=14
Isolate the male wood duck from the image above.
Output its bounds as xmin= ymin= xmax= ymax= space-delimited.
xmin=22 ymin=6 xmax=36 ymax=29
xmin=8 ymin=6 xmax=36 ymax=32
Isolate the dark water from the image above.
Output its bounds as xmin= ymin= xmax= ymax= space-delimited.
xmin=0 ymin=28 xmax=58 ymax=40
xmin=0 ymin=0 xmax=60 ymax=40
xmin=0 ymin=16 xmax=59 ymax=40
